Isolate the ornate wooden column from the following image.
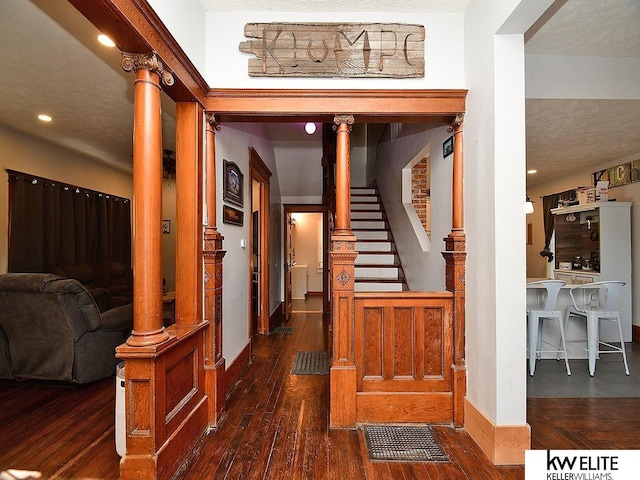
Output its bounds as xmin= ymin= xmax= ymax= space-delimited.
xmin=122 ymin=52 xmax=172 ymax=347
xmin=203 ymin=113 xmax=226 ymax=427
xmin=117 ymin=53 xmax=209 ymax=480
xmin=442 ymin=113 xmax=467 ymax=428
xmin=329 ymin=114 xmax=358 ymax=428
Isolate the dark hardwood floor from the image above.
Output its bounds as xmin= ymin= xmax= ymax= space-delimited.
xmin=2 ymin=306 xmax=639 ymax=479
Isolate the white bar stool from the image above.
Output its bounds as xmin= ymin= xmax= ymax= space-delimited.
xmin=565 ymin=281 xmax=629 ymax=376
xmin=526 ymin=280 xmax=571 ymax=376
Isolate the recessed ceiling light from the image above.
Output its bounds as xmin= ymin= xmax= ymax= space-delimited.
xmin=38 ymin=114 xmax=53 ymax=123
xmin=304 ymin=122 xmax=317 ymax=135
xmin=527 ymin=169 xmax=538 ymax=174
xmin=98 ymin=34 xmax=116 ymax=48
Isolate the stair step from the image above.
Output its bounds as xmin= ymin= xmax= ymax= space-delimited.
xmin=355 ymin=241 xmax=391 ymax=251
xmin=355 ymin=254 xmax=396 ymax=265
xmin=355 ymin=266 xmax=399 ymax=279
xmin=354 ymin=230 xmax=388 ymax=240
xmin=351 ymin=211 xmax=383 ymax=220
xmin=350 ymin=195 xmax=378 ymax=203
xmin=350 ymin=203 xmax=380 ymax=211
xmin=351 ymin=188 xmax=376 ymax=195
xmin=355 ymin=281 xmax=404 ymax=292
xmin=352 ymin=220 xmax=386 ymax=230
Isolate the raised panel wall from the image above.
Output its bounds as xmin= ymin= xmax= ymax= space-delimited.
xmin=355 ymin=298 xmax=452 ymax=392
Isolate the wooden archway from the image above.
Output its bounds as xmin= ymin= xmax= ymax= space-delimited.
xmin=205 ymin=89 xmax=467 ymax=428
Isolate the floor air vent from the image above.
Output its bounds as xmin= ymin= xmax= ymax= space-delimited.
xmin=363 ymin=425 xmax=450 ymax=462
xmin=291 ymin=351 xmax=329 ymax=375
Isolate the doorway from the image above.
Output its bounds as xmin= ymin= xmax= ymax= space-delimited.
xmin=283 ymin=205 xmax=329 ymax=321
xmin=249 ymin=147 xmax=271 ymax=336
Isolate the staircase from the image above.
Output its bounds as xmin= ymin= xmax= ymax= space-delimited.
xmin=350 ymin=187 xmax=407 ymax=292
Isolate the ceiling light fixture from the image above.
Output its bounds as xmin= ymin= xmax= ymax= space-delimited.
xmin=525 ymin=195 xmax=535 ymax=214
xmin=527 ymin=169 xmax=537 ymax=174
xmin=38 ymin=114 xmax=52 ymax=123
xmin=98 ymin=34 xmax=116 ymax=48
xmin=304 ymin=122 xmax=317 ymax=135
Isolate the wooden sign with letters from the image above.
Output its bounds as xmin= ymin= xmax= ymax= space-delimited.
xmin=239 ymin=22 xmax=425 ymax=78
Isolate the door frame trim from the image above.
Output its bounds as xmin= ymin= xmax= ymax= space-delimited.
xmin=249 ymin=147 xmax=272 ymax=335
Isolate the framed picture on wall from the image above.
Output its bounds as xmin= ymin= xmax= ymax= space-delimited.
xmin=443 ymin=136 xmax=454 ymax=158
xmin=223 ymin=159 xmax=244 ymax=207
xmin=223 ymin=205 xmax=244 ymax=226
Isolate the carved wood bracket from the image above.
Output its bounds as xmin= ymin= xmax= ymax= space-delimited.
xmin=121 ymin=52 xmax=174 ymax=87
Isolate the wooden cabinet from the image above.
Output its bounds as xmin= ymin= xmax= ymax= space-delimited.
xmin=554 ymin=270 xmax=599 ymax=285
xmin=551 ymin=202 xmax=632 ymax=340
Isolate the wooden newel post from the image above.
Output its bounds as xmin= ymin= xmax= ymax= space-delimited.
xmin=203 ymin=113 xmax=226 ymax=426
xmin=122 ymin=52 xmax=173 ymax=347
xmin=442 ymin=113 xmax=467 ymax=428
xmin=329 ymin=114 xmax=358 ymax=428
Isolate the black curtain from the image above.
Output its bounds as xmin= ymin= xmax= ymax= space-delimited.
xmin=539 ymin=189 xmax=575 ymax=263
xmin=7 ymin=171 xmax=131 ymax=273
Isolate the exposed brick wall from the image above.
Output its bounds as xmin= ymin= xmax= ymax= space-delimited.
xmin=411 ymin=157 xmax=431 ymax=235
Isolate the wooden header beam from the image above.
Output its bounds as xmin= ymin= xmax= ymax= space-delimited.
xmin=205 ymin=89 xmax=467 ymax=123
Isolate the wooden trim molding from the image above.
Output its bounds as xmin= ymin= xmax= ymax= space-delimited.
xmin=464 ymin=398 xmax=531 ymax=465
xmin=224 ymin=341 xmax=252 ymax=399
xmin=249 ymin=148 xmax=272 ymax=335
xmin=206 ymin=88 xmax=466 ymax=123
xmin=269 ymin=302 xmax=283 ymax=330
xmin=69 ymin=0 xmax=208 ymax=104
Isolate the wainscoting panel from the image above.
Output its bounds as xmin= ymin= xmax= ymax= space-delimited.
xmin=353 ymin=292 xmax=454 ymax=423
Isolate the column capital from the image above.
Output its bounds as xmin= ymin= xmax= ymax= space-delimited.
xmin=447 ymin=113 xmax=464 ymax=133
xmin=333 ymin=114 xmax=355 ymax=130
xmin=121 ymin=52 xmax=174 ymax=87
xmin=205 ymin=113 xmax=221 ymax=131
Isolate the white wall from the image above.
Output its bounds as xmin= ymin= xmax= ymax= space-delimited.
xmin=271 ymin=142 xmax=323 ymax=198
xmin=526 ymin=55 xmax=640 ymax=100
xmin=215 ymin=123 xmax=281 ymax=365
xmin=375 ymin=124 xmax=451 ymax=291
xmin=0 ymin=125 xmax=133 ymax=273
xmin=527 ymin=153 xmax=640 ymax=329
xmin=205 ymin=12 xmax=465 ymax=89
xmin=463 ymin=0 xmax=553 ymax=426
xmin=350 ymin=124 xmax=368 ymax=188
xmin=147 ymin=0 xmax=207 ymax=74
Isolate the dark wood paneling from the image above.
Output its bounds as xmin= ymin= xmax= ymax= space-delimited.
xmin=354 ymin=293 xmax=453 ymax=397
xmin=392 ymin=307 xmax=414 ymax=379
xmin=362 ymin=307 xmax=383 ymax=380
xmin=554 ymin=214 xmax=600 ymax=269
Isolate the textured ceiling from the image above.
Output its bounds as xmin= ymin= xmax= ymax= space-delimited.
xmin=526 ymin=0 xmax=640 ymax=57
xmin=524 ymin=0 xmax=640 ymax=186
xmin=0 ymin=0 xmax=638 ymax=187
xmin=526 ymin=99 xmax=640 ymax=183
xmin=201 ymin=0 xmax=471 ymax=13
